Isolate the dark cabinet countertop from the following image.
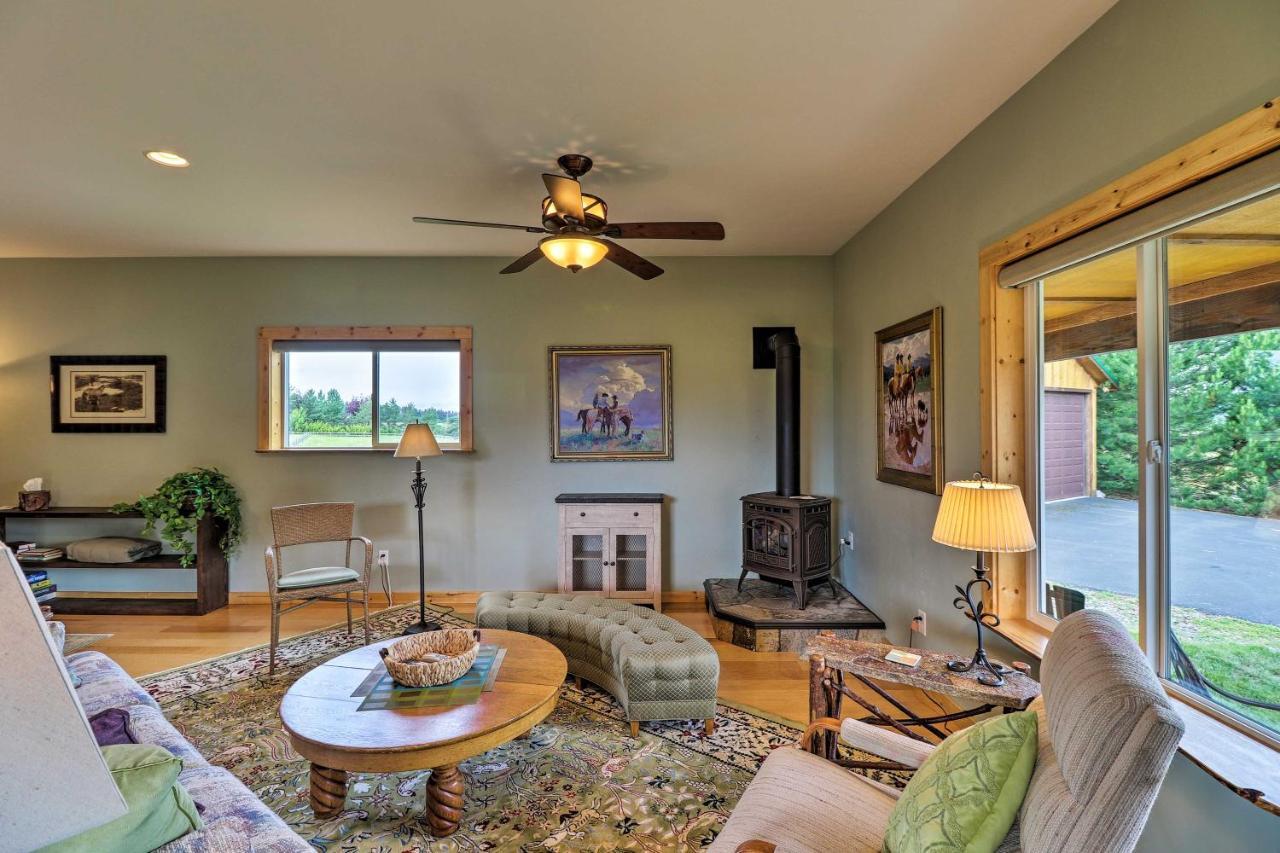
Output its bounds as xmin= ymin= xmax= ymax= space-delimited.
xmin=555 ymin=493 xmax=664 ymax=504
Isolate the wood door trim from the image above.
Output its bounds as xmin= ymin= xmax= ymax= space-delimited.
xmin=979 ymin=96 xmax=1280 ymax=622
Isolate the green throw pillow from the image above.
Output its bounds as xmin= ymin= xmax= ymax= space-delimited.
xmin=39 ymin=744 xmax=203 ymax=853
xmin=883 ymin=710 xmax=1038 ymax=853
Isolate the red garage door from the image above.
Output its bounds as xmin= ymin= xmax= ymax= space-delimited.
xmin=1044 ymin=390 xmax=1089 ymax=501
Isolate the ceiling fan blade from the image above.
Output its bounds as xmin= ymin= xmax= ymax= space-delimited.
xmin=499 ymin=246 xmax=546 ymax=274
xmin=605 ymin=222 xmax=725 ymax=240
xmin=413 ymin=216 xmax=546 ymax=234
xmin=602 ymin=239 xmax=664 ymax=280
xmin=542 ymin=174 xmax=585 ymax=223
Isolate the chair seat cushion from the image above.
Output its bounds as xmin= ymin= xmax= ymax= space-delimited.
xmin=276 ymin=566 xmax=359 ymax=589
xmin=709 ymin=747 xmax=899 ymax=852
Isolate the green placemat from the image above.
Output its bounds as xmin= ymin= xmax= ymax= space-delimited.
xmin=352 ymin=644 xmax=506 ymax=711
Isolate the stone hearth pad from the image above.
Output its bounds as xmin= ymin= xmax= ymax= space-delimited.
xmin=705 ymin=578 xmax=886 ymax=653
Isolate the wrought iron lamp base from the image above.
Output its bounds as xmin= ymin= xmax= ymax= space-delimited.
xmin=401 ymin=458 xmax=441 ymax=636
xmin=949 ymin=552 xmax=1009 ymax=687
xmin=947 ymin=648 xmax=1011 ymax=687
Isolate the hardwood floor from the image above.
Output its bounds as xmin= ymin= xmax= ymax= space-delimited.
xmin=60 ymin=596 xmax=967 ymax=736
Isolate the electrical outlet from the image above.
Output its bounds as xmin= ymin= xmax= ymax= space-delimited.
xmin=845 ymin=530 xmax=856 ymax=549
xmin=914 ymin=609 xmax=927 ymax=637
xmin=377 ymin=550 xmax=390 ymax=568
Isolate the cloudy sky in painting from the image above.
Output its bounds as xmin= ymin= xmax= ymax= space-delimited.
xmin=557 ymin=354 xmax=664 ymax=428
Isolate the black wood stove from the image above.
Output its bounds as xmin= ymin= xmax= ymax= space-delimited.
xmin=739 ymin=330 xmax=834 ymax=609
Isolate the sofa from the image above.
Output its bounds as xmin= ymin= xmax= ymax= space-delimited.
xmin=67 ymin=651 xmax=309 ymax=852
xmin=476 ymin=591 xmax=720 ymax=735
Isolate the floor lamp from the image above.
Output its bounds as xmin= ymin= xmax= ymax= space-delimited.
xmin=396 ymin=421 xmax=444 ymax=634
xmin=931 ymin=474 xmax=1037 ymax=687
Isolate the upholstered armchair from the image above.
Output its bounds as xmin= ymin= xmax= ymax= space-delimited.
xmin=264 ymin=502 xmax=373 ymax=673
xmin=711 ymin=610 xmax=1185 ymax=853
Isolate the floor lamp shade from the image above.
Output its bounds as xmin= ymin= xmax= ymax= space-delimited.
xmin=395 ymin=422 xmax=444 ymax=458
xmin=0 ymin=545 xmax=127 ymax=848
xmin=932 ymin=479 xmax=1036 ymax=554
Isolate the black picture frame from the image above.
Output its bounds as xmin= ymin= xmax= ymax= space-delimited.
xmin=50 ymin=355 xmax=167 ymax=433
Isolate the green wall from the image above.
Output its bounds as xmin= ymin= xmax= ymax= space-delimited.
xmin=831 ymin=0 xmax=1280 ymax=847
xmin=0 ymin=255 xmax=834 ymax=594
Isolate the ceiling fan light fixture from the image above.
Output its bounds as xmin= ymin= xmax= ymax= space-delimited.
xmin=144 ymin=150 xmax=190 ymax=168
xmin=539 ymin=235 xmax=608 ymax=272
xmin=543 ymin=193 xmax=607 ymax=226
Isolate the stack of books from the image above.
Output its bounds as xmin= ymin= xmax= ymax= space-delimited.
xmin=23 ymin=568 xmax=57 ymax=603
xmin=16 ymin=545 xmax=65 ymax=563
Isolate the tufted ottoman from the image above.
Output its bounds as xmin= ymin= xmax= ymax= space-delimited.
xmin=476 ymin=591 xmax=720 ymax=735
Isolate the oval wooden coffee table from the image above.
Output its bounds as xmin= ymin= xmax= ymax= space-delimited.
xmin=281 ymin=628 xmax=567 ymax=837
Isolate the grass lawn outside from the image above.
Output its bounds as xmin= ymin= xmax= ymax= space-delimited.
xmin=289 ymin=431 xmax=459 ymax=448
xmin=1076 ymin=587 xmax=1280 ymax=732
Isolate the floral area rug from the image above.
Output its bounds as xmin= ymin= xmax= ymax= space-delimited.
xmin=64 ymin=632 xmax=113 ymax=653
xmin=141 ymin=604 xmax=907 ymax=851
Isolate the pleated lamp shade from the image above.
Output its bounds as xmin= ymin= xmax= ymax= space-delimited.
xmin=932 ymin=479 xmax=1036 ymax=553
xmin=394 ymin=422 xmax=443 ymax=459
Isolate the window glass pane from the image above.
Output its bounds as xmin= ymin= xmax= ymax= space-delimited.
xmin=1038 ymin=248 xmax=1139 ymax=636
xmin=284 ymin=351 xmax=373 ymax=448
xmin=377 ymin=351 xmax=461 ymax=445
xmin=1166 ymin=192 xmax=1280 ymax=734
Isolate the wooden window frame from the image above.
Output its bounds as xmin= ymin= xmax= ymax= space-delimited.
xmin=979 ymin=97 xmax=1280 ymax=809
xmin=979 ymin=95 xmax=1280 ymax=637
xmin=256 ymin=325 xmax=473 ymax=452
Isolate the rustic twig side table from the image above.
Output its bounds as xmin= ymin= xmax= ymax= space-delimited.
xmin=805 ymin=632 xmax=1040 ymax=763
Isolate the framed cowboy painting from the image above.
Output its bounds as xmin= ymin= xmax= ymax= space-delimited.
xmin=548 ymin=345 xmax=673 ymax=462
xmin=875 ymin=309 xmax=943 ymax=493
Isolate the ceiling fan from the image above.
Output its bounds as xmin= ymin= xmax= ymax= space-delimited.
xmin=412 ymin=154 xmax=725 ymax=280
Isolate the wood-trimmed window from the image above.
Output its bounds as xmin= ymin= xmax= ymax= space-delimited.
xmin=257 ymin=326 xmax=473 ymax=452
xmin=980 ymin=97 xmax=1280 ymax=807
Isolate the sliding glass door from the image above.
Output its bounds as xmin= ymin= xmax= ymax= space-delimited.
xmin=1028 ymin=190 xmax=1280 ymax=741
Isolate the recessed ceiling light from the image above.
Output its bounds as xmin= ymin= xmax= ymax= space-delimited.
xmin=144 ymin=150 xmax=189 ymax=168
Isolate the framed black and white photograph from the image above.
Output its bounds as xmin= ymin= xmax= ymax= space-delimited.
xmin=50 ymin=355 xmax=167 ymax=433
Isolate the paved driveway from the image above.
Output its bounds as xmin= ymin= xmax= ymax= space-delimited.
xmin=1043 ymin=497 xmax=1280 ymax=626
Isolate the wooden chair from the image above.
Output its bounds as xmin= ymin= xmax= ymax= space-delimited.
xmin=264 ymin=502 xmax=373 ymax=674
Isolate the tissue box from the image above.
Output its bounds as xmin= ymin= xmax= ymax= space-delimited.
xmin=18 ymin=490 xmax=51 ymax=512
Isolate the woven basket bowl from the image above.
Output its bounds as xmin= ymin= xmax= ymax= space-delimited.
xmin=379 ymin=628 xmax=481 ymax=687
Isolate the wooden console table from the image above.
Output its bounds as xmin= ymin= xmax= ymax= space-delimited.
xmin=0 ymin=506 xmax=229 ymax=615
xmin=806 ymin=632 xmax=1040 ymax=760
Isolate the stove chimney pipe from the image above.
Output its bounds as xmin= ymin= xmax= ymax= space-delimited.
xmin=770 ymin=330 xmax=801 ymax=497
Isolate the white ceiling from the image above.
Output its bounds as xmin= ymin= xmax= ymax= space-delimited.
xmin=0 ymin=1 xmax=1114 ymax=258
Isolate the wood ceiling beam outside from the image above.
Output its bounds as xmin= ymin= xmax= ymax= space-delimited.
xmin=1045 ymin=278 xmax=1280 ymax=361
xmin=1171 ymin=232 xmax=1280 ymax=245
xmin=1044 ymin=258 xmax=1280 ymax=334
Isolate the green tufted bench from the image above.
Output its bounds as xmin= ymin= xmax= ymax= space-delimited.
xmin=475 ymin=591 xmax=720 ymax=736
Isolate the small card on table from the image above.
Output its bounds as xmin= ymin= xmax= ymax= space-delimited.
xmin=884 ymin=649 xmax=922 ymax=668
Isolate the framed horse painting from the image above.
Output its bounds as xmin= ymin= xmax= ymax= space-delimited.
xmin=875 ymin=308 xmax=943 ymax=493
xmin=548 ymin=345 xmax=673 ymax=462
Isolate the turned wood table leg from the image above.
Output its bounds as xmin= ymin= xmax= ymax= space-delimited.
xmin=426 ymin=764 xmax=465 ymax=837
xmin=309 ymin=764 xmax=347 ymax=817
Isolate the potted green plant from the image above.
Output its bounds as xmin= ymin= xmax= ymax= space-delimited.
xmin=113 ymin=467 xmax=243 ymax=567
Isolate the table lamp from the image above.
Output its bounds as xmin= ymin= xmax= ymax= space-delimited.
xmin=0 ymin=545 xmax=128 ymax=847
xmin=395 ymin=421 xmax=444 ymax=634
xmin=931 ymin=474 xmax=1036 ymax=687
